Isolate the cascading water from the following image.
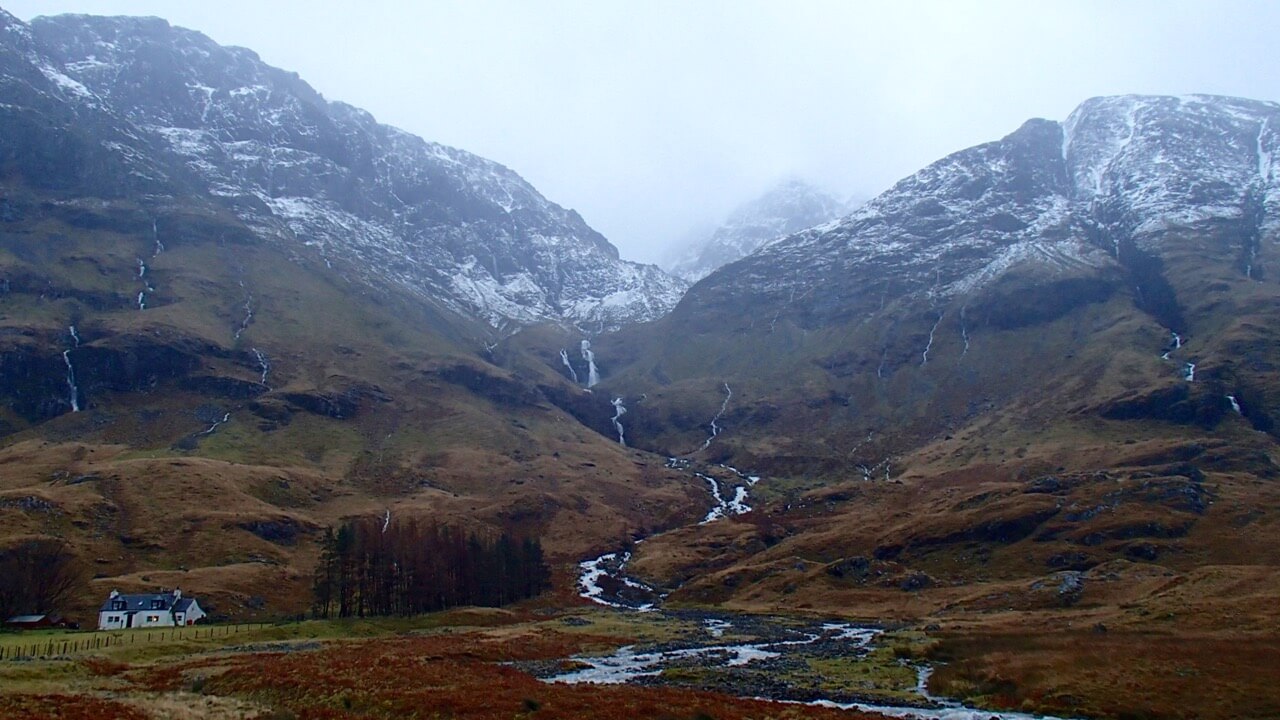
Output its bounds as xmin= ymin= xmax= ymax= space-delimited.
xmin=1228 ymin=395 xmax=1242 ymax=414
xmin=559 ymin=348 xmax=579 ymax=383
xmin=580 ymin=340 xmax=600 ymax=388
xmin=136 ymin=258 xmax=154 ymax=310
xmin=200 ymin=413 xmax=230 ymax=436
xmin=252 ymin=348 xmax=270 ymax=386
xmin=697 ymin=472 xmax=729 ymax=523
xmin=610 ymin=397 xmax=627 ymax=446
xmin=152 ymin=218 xmax=165 ymax=255
xmin=700 ymin=383 xmax=732 ymax=451
xmin=235 ymin=295 xmax=254 ymax=340
xmin=921 ymin=311 xmax=943 ymax=366
xmin=62 ymin=350 xmax=80 ymax=412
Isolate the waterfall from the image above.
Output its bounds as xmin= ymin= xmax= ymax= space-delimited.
xmin=610 ymin=397 xmax=627 ymax=446
xmin=200 ymin=413 xmax=230 ymax=436
xmin=1183 ymin=362 xmax=1196 ymax=382
xmin=62 ymin=350 xmax=80 ymax=412
xmin=235 ymin=295 xmax=253 ymax=340
xmin=700 ymin=383 xmax=732 ymax=451
xmin=697 ymin=473 xmax=728 ymax=523
xmin=68 ymin=325 xmax=80 ymax=347
xmin=136 ymin=259 xmax=153 ymax=310
xmin=559 ymin=348 xmax=579 ymax=383
xmin=580 ymin=340 xmax=600 ymax=388
xmin=921 ymin=311 xmax=943 ymax=366
xmin=252 ymin=348 xmax=270 ymax=386
xmin=152 ymin=218 xmax=165 ymax=255
xmin=1228 ymin=395 xmax=1242 ymax=414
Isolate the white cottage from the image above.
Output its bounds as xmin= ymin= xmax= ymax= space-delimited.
xmin=97 ymin=588 xmax=206 ymax=630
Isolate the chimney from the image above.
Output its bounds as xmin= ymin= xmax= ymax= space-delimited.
xmin=173 ymin=588 xmax=182 ymax=599
xmin=109 ymin=589 xmax=120 ymax=599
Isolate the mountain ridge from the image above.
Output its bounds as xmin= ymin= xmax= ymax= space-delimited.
xmin=3 ymin=12 xmax=1280 ymax=711
xmin=18 ymin=10 xmax=686 ymax=333
xmin=666 ymin=178 xmax=850 ymax=282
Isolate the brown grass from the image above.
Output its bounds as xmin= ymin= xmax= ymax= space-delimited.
xmin=930 ymin=629 xmax=1280 ymax=720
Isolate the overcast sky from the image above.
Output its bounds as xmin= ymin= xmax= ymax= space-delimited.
xmin=7 ymin=1 xmax=1280 ymax=265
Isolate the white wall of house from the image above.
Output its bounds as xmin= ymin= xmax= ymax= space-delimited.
xmin=97 ymin=611 xmax=128 ymax=630
xmin=175 ymin=600 xmax=207 ymax=626
xmin=131 ymin=611 xmax=175 ymax=628
xmin=97 ymin=592 xmax=208 ymax=630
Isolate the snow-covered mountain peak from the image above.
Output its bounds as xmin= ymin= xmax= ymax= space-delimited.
xmin=668 ymin=178 xmax=847 ymax=281
xmin=17 ymin=12 xmax=684 ymax=331
xmin=681 ymin=94 xmax=1280 ymax=329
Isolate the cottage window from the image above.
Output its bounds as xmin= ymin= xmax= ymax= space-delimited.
xmin=147 ymin=615 xmax=158 ymax=622
xmin=111 ymin=600 xmax=125 ymax=611
xmin=150 ymin=599 xmax=164 ymax=610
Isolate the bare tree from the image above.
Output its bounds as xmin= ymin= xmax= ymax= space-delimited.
xmin=0 ymin=539 xmax=86 ymax=620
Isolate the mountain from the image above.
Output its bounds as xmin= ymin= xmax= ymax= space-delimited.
xmin=590 ymin=95 xmax=1280 ymax=621
xmin=0 ymin=8 xmax=702 ymax=619
xmin=3 ymin=9 xmax=1280 ymax=711
xmin=18 ymin=11 xmax=686 ymax=332
xmin=666 ymin=178 xmax=849 ymax=282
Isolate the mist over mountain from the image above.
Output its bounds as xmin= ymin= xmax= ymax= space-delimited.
xmin=611 ymin=93 xmax=1280 ymax=462
xmin=665 ymin=179 xmax=852 ymax=282
xmin=2 ymin=7 xmax=1280 ymax=719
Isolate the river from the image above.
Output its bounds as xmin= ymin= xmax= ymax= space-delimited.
xmin=538 ymin=462 xmax=1077 ymax=720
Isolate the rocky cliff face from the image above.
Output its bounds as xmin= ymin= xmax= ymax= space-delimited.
xmin=18 ymin=12 xmax=685 ymax=332
xmin=600 ymin=96 xmax=1280 ymax=622
xmin=666 ymin=179 xmax=848 ymax=282
xmin=684 ymin=95 xmax=1277 ymax=331
xmin=601 ymin=95 xmax=1280 ymax=474
xmin=0 ymin=9 xmax=700 ymax=616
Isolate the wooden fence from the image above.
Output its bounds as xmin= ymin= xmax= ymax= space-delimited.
xmin=0 ymin=623 xmax=268 ymax=660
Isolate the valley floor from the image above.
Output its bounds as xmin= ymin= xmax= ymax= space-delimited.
xmin=1 ymin=601 xmax=1277 ymax=720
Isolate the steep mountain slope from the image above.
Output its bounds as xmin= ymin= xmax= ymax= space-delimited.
xmin=25 ymin=12 xmax=685 ymax=332
xmin=589 ymin=95 xmax=1280 ymax=618
xmin=666 ymin=178 xmax=848 ymax=282
xmin=608 ymin=95 xmax=1280 ymax=463
xmin=0 ymin=8 xmax=700 ymax=620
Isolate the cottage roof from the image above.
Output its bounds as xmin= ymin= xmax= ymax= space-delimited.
xmin=5 ymin=615 xmax=48 ymax=623
xmin=99 ymin=591 xmax=194 ymax=613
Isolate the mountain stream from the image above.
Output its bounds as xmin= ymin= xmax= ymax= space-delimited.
xmin=549 ymin=462 xmax=1077 ymax=720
